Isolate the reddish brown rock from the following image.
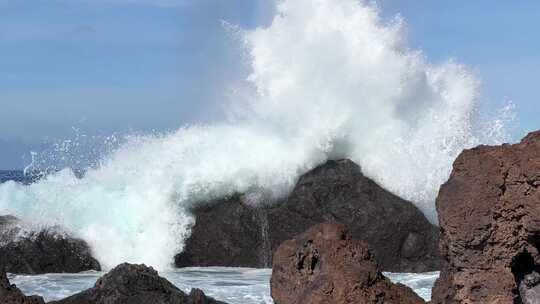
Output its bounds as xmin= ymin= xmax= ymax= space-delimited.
xmin=0 ymin=271 xmax=44 ymax=304
xmin=270 ymin=223 xmax=425 ymax=304
xmin=431 ymin=130 xmax=540 ymax=304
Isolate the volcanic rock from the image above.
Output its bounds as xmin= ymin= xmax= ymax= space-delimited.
xmin=175 ymin=194 xmax=270 ymax=268
xmin=177 ymin=159 xmax=441 ymax=272
xmin=270 ymin=222 xmax=425 ymax=304
xmin=268 ymin=159 xmax=440 ymax=272
xmin=50 ymin=263 xmax=227 ymax=304
xmin=431 ymin=130 xmax=540 ymax=303
xmin=0 ymin=270 xmax=45 ymax=304
xmin=0 ymin=215 xmax=101 ymax=274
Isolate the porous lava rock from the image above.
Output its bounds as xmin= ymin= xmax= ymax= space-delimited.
xmin=270 ymin=222 xmax=425 ymax=304
xmin=431 ymin=130 xmax=540 ymax=303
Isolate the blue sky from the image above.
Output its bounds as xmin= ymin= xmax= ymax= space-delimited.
xmin=0 ymin=0 xmax=538 ymax=169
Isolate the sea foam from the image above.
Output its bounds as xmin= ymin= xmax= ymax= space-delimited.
xmin=0 ymin=0 xmax=512 ymax=270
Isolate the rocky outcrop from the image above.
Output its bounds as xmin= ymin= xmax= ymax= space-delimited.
xmin=271 ymin=223 xmax=425 ymax=304
xmin=177 ymin=159 xmax=441 ymax=272
xmin=0 ymin=270 xmax=45 ymax=304
xmin=431 ymin=131 xmax=540 ymax=303
xmin=175 ymin=195 xmax=270 ymax=268
xmin=50 ymin=263 xmax=227 ymax=304
xmin=268 ymin=159 xmax=440 ymax=272
xmin=0 ymin=215 xmax=101 ymax=274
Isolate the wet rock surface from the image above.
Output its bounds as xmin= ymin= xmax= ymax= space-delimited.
xmin=177 ymin=159 xmax=441 ymax=272
xmin=270 ymin=222 xmax=425 ymax=304
xmin=50 ymin=263 xmax=227 ymax=304
xmin=0 ymin=270 xmax=45 ymax=304
xmin=175 ymin=195 xmax=270 ymax=268
xmin=431 ymin=130 xmax=540 ymax=303
xmin=0 ymin=215 xmax=101 ymax=274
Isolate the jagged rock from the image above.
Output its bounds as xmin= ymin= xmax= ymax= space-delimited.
xmin=0 ymin=271 xmax=44 ymax=304
xmin=177 ymin=159 xmax=441 ymax=272
xmin=431 ymin=130 xmax=540 ymax=303
xmin=0 ymin=215 xmax=101 ymax=274
xmin=270 ymin=223 xmax=425 ymax=304
xmin=268 ymin=159 xmax=440 ymax=272
xmin=50 ymin=263 xmax=227 ymax=304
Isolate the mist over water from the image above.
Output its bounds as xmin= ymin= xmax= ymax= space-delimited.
xmin=0 ymin=0 xmax=512 ymax=270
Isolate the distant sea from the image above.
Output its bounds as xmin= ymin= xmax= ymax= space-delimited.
xmin=0 ymin=169 xmax=85 ymax=185
xmin=0 ymin=170 xmax=35 ymax=184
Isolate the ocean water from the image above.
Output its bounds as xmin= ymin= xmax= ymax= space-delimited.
xmin=0 ymin=1 xmax=514 ymax=302
xmin=2 ymin=172 xmax=439 ymax=302
xmin=2 ymin=172 xmax=440 ymax=302
xmin=0 ymin=170 xmax=38 ymax=185
xmin=9 ymin=268 xmax=439 ymax=303
xmin=0 ymin=0 xmax=513 ymax=272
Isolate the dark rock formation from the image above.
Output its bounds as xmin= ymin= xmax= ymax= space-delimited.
xmin=50 ymin=263 xmax=226 ymax=304
xmin=0 ymin=215 xmax=101 ymax=274
xmin=431 ymin=131 xmax=540 ymax=303
xmin=0 ymin=270 xmax=45 ymax=304
xmin=268 ymin=159 xmax=440 ymax=272
xmin=175 ymin=195 xmax=271 ymax=268
xmin=270 ymin=223 xmax=425 ymax=304
xmin=177 ymin=159 xmax=441 ymax=272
